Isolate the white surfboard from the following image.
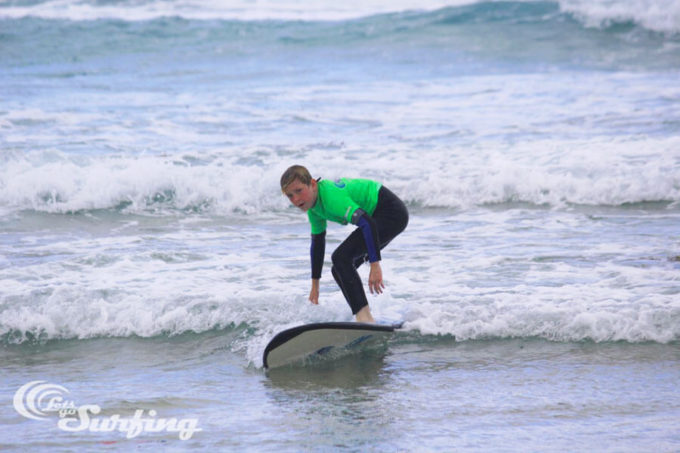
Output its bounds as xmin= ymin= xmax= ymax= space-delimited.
xmin=263 ymin=321 xmax=402 ymax=369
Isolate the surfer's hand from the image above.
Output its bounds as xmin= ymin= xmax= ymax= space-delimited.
xmin=309 ymin=279 xmax=320 ymax=304
xmin=368 ymin=262 xmax=385 ymax=295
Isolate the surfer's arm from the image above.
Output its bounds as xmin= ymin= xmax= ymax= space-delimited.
xmin=309 ymin=232 xmax=326 ymax=304
xmin=311 ymin=231 xmax=325 ymax=278
xmin=309 ymin=279 xmax=320 ymax=304
xmin=351 ymin=210 xmax=385 ymax=294
xmin=368 ymin=261 xmax=384 ymax=295
xmin=351 ymin=209 xmax=381 ymax=263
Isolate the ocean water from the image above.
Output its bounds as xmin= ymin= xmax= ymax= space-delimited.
xmin=1 ymin=0 xmax=680 ymax=450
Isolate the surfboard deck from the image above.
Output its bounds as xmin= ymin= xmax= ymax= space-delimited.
xmin=263 ymin=321 xmax=402 ymax=369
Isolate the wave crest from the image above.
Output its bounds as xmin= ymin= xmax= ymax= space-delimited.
xmin=2 ymin=138 xmax=679 ymax=216
xmin=1 ymin=0 xmax=678 ymax=34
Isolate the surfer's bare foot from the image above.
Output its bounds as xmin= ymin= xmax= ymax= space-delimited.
xmin=355 ymin=306 xmax=375 ymax=323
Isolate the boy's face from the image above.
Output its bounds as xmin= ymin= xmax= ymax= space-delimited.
xmin=283 ymin=179 xmax=317 ymax=212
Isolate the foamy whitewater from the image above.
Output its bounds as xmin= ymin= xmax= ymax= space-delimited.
xmin=1 ymin=0 xmax=679 ymax=451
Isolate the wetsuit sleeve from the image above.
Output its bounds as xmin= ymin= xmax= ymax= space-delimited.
xmin=310 ymin=232 xmax=326 ymax=279
xmin=351 ymin=209 xmax=381 ymax=263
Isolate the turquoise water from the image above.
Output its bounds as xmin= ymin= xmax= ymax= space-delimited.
xmin=2 ymin=333 xmax=679 ymax=451
xmin=2 ymin=0 xmax=680 ymax=450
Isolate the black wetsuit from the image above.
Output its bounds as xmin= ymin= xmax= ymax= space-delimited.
xmin=310 ymin=184 xmax=409 ymax=314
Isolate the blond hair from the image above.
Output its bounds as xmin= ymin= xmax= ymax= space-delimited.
xmin=280 ymin=165 xmax=313 ymax=191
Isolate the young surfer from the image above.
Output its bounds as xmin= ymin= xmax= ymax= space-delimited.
xmin=280 ymin=165 xmax=409 ymax=323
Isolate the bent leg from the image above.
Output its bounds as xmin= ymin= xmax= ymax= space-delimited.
xmin=331 ymin=229 xmax=369 ymax=315
xmin=332 ymin=186 xmax=409 ymax=318
xmin=372 ymin=186 xmax=409 ymax=249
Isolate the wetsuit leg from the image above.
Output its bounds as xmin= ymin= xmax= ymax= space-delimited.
xmin=331 ymin=186 xmax=409 ymax=314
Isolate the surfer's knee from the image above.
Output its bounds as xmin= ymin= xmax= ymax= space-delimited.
xmin=331 ymin=247 xmax=349 ymax=269
xmin=330 ymin=265 xmax=341 ymax=285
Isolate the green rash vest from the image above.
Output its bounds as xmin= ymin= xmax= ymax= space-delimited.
xmin=307 ymin=178 xmax=382 ymax=234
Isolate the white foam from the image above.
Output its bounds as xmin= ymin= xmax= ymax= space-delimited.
xmin=3 ymin=70 xmax=678 ymax=214
xmin=0 ymin=149 xmax=283 ymax=215
xmin=1 ymin=129 xmax=679 ymax=217
xmin=2 ymin=208 xmax=679 ymax=368
xmin=396 ymin=244 xmax=680 ymax=344
xmin=0 ymin=223 xmax=360 ymax=368
xmin=559 ymin=0 xmax=680 ymax=34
